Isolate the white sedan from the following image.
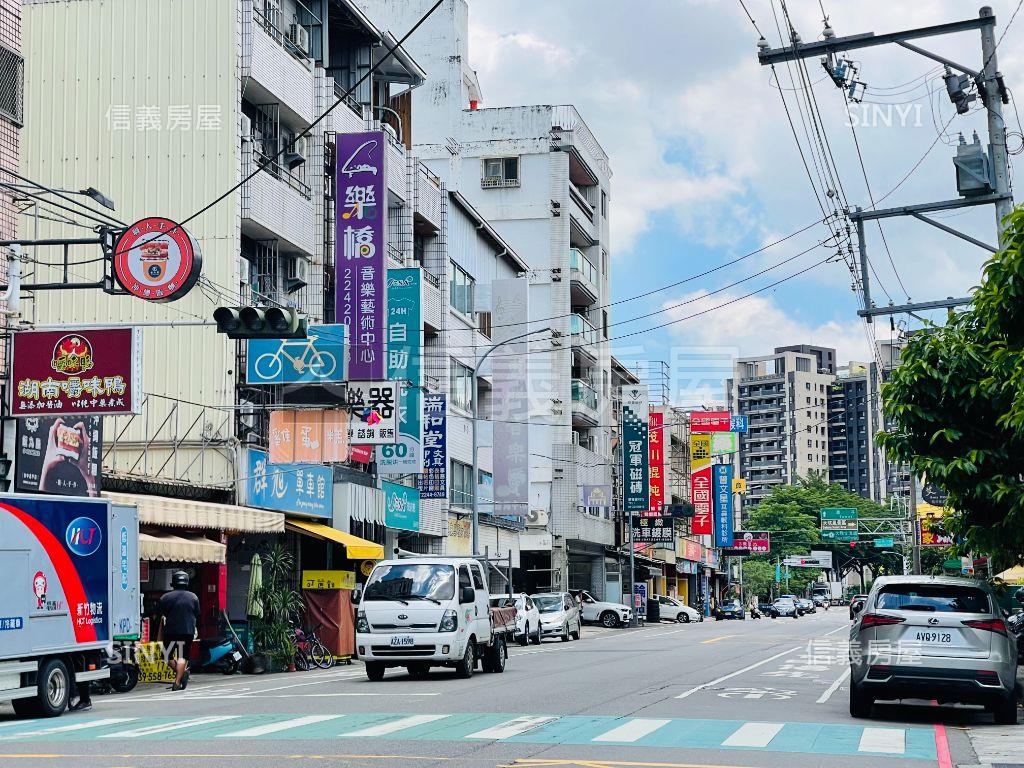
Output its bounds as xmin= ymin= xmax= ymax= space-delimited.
xmin=490 ymin=594 xmax=541 ymax=646
xmin=572 ymin=590 xmax=633 ymax=628
xmin=655 ymin=594 xmax=703 ymax=623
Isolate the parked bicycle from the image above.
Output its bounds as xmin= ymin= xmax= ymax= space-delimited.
xmin=293 ymin=622 xmax=334 ymax=670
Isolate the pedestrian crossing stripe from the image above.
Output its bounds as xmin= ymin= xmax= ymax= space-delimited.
xmin=0 ymin=713 xmax=937 ymax=759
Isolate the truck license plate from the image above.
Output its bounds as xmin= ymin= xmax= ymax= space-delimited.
xmin=390 ymin=635 xmax=415 ymax=647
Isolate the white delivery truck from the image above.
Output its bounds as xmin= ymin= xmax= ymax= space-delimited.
xmin=354 ymin=557 xmax=516 ymax=681
xmin=0 ymin=494 xmax=140 ymax=716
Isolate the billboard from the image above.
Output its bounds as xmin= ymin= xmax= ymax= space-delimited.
xmin=689 ymin=410 xmax=732 ymax=432
xmin=335 ymin=131 xmax=388 ymax=379
xmin=268 ymin=410 xmax=349 ymax=464
xmin=417 ymin=394 xmax=448 ymax=500
xmin=621 ymin=385 xmax=650 ymax=513
xmin=246 ymin=324 xmax=346 ymax=385
xmin=378 ymin=268 xmax=423 ymax=474
xmin=710 ymin=432 xmax=739 ymax=455
xmin=243 ymin=449 xmax=332 ymax=519
xmin=631 ymin=514 xmax=674 ymax=545
xmin=15 ymin=415 xmax=102 ymax=497
xmin=383 ymin=481 xmax=420 ymax=533
xmin=713 ymin=464 xmax=734 ymax=547
xmin=11 ymin=328 xmax=142 ymax=417
xmin=648 ymin=411 xmax=665 ymax=513
xmin=492 ymin=279 xmax=531 ymax=516
xmin=581 ymin=485 xmax=612 ymax=508
xmin=729 ymin=531 xmax=770 ymax=554
xmin=345 ymin=381 xmax=400 ymax=445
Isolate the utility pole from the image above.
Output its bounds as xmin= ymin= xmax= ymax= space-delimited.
xmin=979 ymin=6 xmax=1013 ymax=244
xmin=910 ymin=480 xmax=922 ymax=575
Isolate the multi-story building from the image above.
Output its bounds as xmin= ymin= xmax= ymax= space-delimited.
xmin=0 ymin=0 xmax=19 ymax=478
xmin=727 ymin=346 xmax=836 ymax=511
xmin=360 ymin=0 xmax=617 ymax=596
xmin=827 ymin=361 xmax=876 ymax=500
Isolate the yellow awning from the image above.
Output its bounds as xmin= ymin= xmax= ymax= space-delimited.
xmin=139 ymin=532 xmax=226 ymax=564
xmin=104 ymin=492 xmax=285 ymax=534
xmin=997 ymin=565 xmax=1024 ymax=583
xmin=286 ymin=520 xmax=384 ymax=560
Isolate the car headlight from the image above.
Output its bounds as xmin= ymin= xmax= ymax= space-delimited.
xmin=356 ymin=612 xmax=370 ymax=633
xmin=438 ymin=609 xmax=458 ymax=633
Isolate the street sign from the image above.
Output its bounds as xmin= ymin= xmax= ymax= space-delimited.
xmin=820 ymin=507 xmax=857 ymax=541
xmin=873 ymin=538 xmax=894 ymax=548
xmin=821 ymin=529 xmax=858 ymax=542
xmin=783 ymin=554 xmax=833 ymax=568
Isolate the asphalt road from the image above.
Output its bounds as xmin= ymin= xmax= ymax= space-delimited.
xmin=0 ymin=608 xmax=1001 ymax=768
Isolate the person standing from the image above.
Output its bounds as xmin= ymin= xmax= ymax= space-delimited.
xmin=157 ymin=570 xmax=200 ymax=691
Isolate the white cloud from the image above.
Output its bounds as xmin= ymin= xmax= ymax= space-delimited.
xmin=660 ymin=289 xmax=873 ymax=363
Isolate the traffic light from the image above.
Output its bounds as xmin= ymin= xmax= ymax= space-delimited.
xmin=213 ymin=306 xmax=307 ymax=339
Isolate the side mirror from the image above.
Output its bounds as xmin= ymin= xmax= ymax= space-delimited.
xmin=1015 ymin=589 xmax=1024 ymax=606
xmin=460 ymin=586 xmax=476 ymax=605
xmin=352 ymin=587 xmax=362 ymax=604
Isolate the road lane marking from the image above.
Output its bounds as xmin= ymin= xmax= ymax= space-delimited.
xmin=465 ymin=716 xmax=557 ymax=740
xmin=215 ymin=715 xmax=344 ymax=738
xmin=0 ymin=718 xmax=136 ymax=739
xmin=701 ymin=635 xmax=734 ymax=644
xmin=675 ymin=647 xmax=801 ymax=698
xmin=822 ymin=624 xmax=847 ymax=637
xmin=99 ymin=716 xmax=238 ymax=738
xmin=339 ymin=714 xmax=446 ymax=738
xmin=592 ymin=718 xmax=670 ymax=743
xmin=816 ymin=668 xmax=851 ymax=703
xmin=721 ymin=722 xmax=784 ymax=748
xmin=858 ymin=727 xmax=906 ymax=754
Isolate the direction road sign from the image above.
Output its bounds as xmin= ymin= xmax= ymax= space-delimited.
xmin=873 ymin=538 xmax=894 ymax=548
xmin=821 ymin=530 xmax=858 ymax=542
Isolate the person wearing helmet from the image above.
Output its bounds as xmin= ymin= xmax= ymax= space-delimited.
xmin=157 ymin=570 xmax=200 ymax=691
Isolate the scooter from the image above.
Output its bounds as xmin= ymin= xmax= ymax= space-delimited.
xmin=749 ymin=605 xmax=762 ymax=620
xmin=199 ymin=633 xmax=245 ymax=674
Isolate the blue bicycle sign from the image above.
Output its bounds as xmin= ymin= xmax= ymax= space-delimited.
xmin=245 ymin=324 xmax=347 ymax=385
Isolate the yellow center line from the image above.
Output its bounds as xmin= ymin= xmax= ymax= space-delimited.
xmin=700 ymin=635 xmax=735 ymax=644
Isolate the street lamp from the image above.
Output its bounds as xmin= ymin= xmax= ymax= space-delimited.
xmin=471 ymin=327 xmax=551 ymax=558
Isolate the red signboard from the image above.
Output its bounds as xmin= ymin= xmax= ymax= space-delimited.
xmin=648 ymin=412 xmax=665 ymax=514
xmin=730 ymin=531 xmax=771 ymax=554
xmin=113 ymin=217 xmax=203 ymax=303
xmin=11 ymin=328 xmax=142 ymax=417
xmin=349 ymin=445 xmax=374 ymax=464
xmin=681 ymin=539 xmax=703 ymax=562
xmin=691 ymin=465 xmax=713 ymax=534
xmin=689 ymin=410 xmax=732 ymax=432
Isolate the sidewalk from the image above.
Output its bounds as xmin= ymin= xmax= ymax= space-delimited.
xmin=962 ymin=722 xmax=1024 ymax=767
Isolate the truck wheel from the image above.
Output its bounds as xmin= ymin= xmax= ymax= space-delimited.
xmin=455 ymin=640 xmax=475 ymax=679
xmin=365 ymin=662 xmax=386 ymax=682
xmin=600 ymin=611 xmax=619 ymax=629
xmin=483 ymin=636 xmax=506 ymax=673
xmin=17 ymin=659 xmax=70 ymax=717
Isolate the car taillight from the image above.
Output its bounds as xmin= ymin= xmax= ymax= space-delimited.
xmin=860 ymin=613 xmax=905 ymax=628
xmin=962 ymin=618 xmax=1008 ymax=636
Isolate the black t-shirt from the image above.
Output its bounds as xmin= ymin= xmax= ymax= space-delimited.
xmin=157 ymin=588 xmax=200 ymax=636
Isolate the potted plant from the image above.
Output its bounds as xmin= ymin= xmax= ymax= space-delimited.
xmin=250 ymin=544 xmax=302 ymax=672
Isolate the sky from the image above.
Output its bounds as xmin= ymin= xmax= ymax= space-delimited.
xmin=466 ymin=0 xmax=1023 ymax=404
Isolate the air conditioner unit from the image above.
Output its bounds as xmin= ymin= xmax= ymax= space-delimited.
xmin=284 ymin=136 xmax=307 ymax=169
xmin=240 ymin=113 xmax=252 ymax=142
xmin=287 ymin=23 xmax=309 ymax=56
xmin=525 ymin=508 xmax=549 ymax=527
xmin=285 ymin=255 xmax=311 ymax=293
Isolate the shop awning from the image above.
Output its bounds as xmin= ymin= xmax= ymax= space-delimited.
xmin=139 ymin=532 xmax=226 ymax=564
xmin=286 ymin=520 xmax=385 ymax=560
xmin=104 ymin=492 xmax=285 ymax=534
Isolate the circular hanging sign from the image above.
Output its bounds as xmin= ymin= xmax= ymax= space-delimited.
xmin=112 ymin=217 xmax=202 ymax=302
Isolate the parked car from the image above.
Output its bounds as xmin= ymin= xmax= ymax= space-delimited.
xmin=770 ymin=597 xmax=800 ymax=618
xmin=570 ymin=589 xmax=633 ymax=628
xmin=849 ymin=594 xmax=869 ymax=620
xmin=355 ymin=557 xmax=515 ymax=680
xmin=491 ymin=594 xmax=541 ymax=646
xmin=849 ymin=575 xmax=1018 ymax=724
xmin=716 ymin=599 xmax=746 ymax=620
xmin=796 ymin=598 xmax=816 ymax=614
xmin=654 ymin=594 xmax=702 ymax=623
xmin=532 ymin=592 xmax=583 ymax=641
xmin=758 ymin=600 xmax=775 ymax=617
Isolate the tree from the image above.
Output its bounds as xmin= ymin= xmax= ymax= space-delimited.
xmin=742 ymin=560 xmax=774 ymax=602
xmin=879 ymin=207 xmax=1024 ymax=565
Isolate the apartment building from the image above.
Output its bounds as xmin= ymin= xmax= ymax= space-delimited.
xmin=827 ymin=361 xmax=880 ymax=501
xmin=0 ymin=0 xmax=17 ymax=400
xmin=726 ymin=346 xmax=836 ymax=511
xmin=359 ymin=0 xmax=616 ymax=596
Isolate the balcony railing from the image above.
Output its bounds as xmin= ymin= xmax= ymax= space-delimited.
xmin=253 ymin=3 xmax=313 ymax=69
xmin=569 ymin=248 xmax=599 ymax=285
xmin=250 ymin=145 xmax=312 ymax=199
xmin=570 ymin=313 xmax=599 ymax=346
xmin=572 ymin=379 xmax=598 ymax=410
xmin=481 ymin=177 xmax=520 ymax=189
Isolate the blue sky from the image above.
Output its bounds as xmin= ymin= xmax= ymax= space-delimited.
xmin=467 ymin=0 xmax=1022 ymax=403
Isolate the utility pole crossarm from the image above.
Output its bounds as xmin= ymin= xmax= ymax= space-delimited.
xmin=757 ymin=16 xmax=990 ymax=66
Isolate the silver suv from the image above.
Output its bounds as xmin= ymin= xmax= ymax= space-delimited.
xmin=849 ymin=575 xmax=1018 ymax=723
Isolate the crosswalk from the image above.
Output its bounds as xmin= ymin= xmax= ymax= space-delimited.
xmin=0 ymin=711 xmax=938 ymax=759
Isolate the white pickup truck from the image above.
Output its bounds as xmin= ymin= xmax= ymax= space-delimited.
xmin=354 ymin=557 xmax=516 ymax=681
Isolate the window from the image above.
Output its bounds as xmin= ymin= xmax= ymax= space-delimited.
xmin=600 ymin=190 xmax=608 ymax=217
xmin=482 ymin=157 xmax=519 ymax=187
xmin=601 ymin=249 xmax=609 ymax=276
xmin=796 ymin=357 xmax=810 ymax=373
xmin=450 ymin=460 xmax=474 ymax=508
xmin=450 ymin=359 xmax=474 ymax=411
xmin=808 ymin=454 xmax=813 ymax=461
xmin=806 ymin=396 xmax=811 ymax=405
xmin=477 ymin=311 xmax=492 ymax=339
xmin=0 ymin=45 xmax=23 ymax=126
xmin=459 ymin=566 xmax=472 ymax=593
xmin=413 ymin=233 xmax=427 ymax=266
xmin=471 ymin=565 xmax=486 ymax=590
xmin=602 ymin=310 xmax=609 ymax=339
xmin=876 ymin=584 xmax=989 ymax=613
xmin=450 ymin=260 xmax=475 ymax=316
xmin=807 ymin=439 xmax=812 ymax=447
xmin=805 ymin=382 xmax=811 ymax=390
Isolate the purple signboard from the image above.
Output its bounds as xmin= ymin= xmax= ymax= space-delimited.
xmin=335 ymin=131 xmax=388 ymax=380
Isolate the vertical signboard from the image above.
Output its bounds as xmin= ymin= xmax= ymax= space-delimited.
xmin=335 ymin=131 xmax=388 ymax=380
xmin=690 ymin=433 xmax=712 ymax=535
xmin=648 ymin=411 xmax=665 ymax=514
xmin=383 ymin=480 xmax=420 ymax=533
xmin=492 ymin=279 xmax=530 ymax=516
xmin=16 ymin=415 xmax=102 ymax=497
xmin=417 ymin=393 xmax=447 ymax=499
xmin=621 ymin=385 xmax=649 ymax=513
xmin=378 ymin=268 xmax=423 ymax=474
xmin=713 ymin=464 xmax=734 ymax=547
